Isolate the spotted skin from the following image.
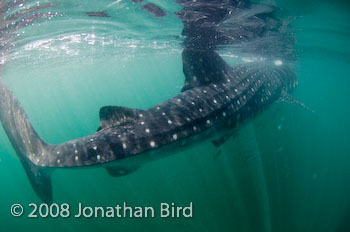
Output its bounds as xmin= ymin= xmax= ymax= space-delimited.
xmin=5 ymin=60 xmax=293 ymax=168
xmin=0 ymin=58 xmax=296 ymax=203
xmin=0 ymin=0 xmax=296 ymax=202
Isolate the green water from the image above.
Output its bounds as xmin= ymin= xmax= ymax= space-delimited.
xmin=0 ymin=0 xmax=349 ymax=231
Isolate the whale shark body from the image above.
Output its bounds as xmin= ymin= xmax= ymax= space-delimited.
xmin=0 ymin=0 xmax=296 ymax=202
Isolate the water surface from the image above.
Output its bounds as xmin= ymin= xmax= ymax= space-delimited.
xmin=0 ymin=0 xmax=349 ymax=231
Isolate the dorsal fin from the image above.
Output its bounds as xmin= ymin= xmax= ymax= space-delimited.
xmin=181 ymin=48 xmax=231 ymax=91
xmin=98 ymin=106 xmax=144 ymax=131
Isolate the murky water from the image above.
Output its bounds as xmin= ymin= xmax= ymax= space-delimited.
xmin=0 ymin=0 xmax=349 ymax=231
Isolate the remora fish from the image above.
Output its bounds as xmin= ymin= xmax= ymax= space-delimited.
xmin=0 ymin=0 xmax=296 ymax=202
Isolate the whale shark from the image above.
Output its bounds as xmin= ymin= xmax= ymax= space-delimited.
xmin=0 ymin=0 xmax=296 ymax=202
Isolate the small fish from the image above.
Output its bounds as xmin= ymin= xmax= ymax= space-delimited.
xmin=140 ymin=3 xmax=168 ymax=17
xmin=85 ymin=11 xmax=110 ymax=17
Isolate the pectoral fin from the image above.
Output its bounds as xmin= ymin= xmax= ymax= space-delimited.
xmin=105 ymin=165 xmax=139 ymax=177
xmin=181 ymin=49 xmax=231 ymax=92
xmin=211 ymin=131 xmax=237 ymax=148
